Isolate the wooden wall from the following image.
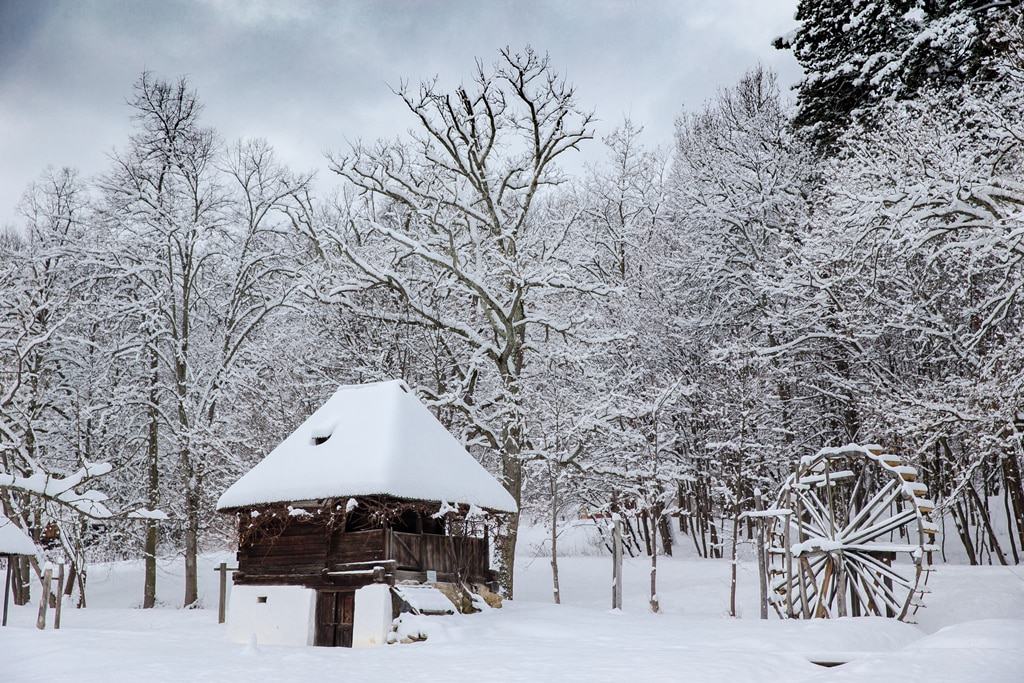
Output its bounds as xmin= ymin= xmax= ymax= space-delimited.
xmin=234 ymin=513 xmax=492 ymax=588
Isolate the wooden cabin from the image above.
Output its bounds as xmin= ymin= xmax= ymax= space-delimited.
xmin=216 ymin=380 xmax=516 ymax=647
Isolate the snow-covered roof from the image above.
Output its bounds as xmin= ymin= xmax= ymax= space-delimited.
xmin=0 ymin=514 xmax=38 ymax=556
xmin=217 ymin=380 xmax=517 ymax=513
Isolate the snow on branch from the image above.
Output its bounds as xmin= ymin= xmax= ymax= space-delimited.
xmin=0 ymin=462 xmax=165 ymax=520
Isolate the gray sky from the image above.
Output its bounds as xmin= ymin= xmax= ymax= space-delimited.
xmin=0 ymin=0 xmax=800 ymax=228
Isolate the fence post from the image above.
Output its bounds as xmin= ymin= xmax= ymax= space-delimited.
xmin=54 ymin=563 xmax=64 ymax=629
xmin=783 ymin=510 xmax=793 ymax=618
xmin=36 ymin=567 xmax=52 ymax=630
xmin=218 ymin=562 xmax=228 ymax=624
xmin=2 ymin=560 xmax=11 ymax=626
xmin=612 ymin=516 xmax=623 ymax=610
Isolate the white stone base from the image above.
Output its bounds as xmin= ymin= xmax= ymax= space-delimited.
xmin=226 ymin=584 xmax=316 ymax=647
xmin=352 ymin=584 xmax=394 ymax=648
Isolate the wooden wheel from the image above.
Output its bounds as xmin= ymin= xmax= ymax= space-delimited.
xmin=766 ymin=444 xmax=937 ymax=621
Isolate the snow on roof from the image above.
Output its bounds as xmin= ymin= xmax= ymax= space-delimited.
xmin=0 ymin=514 xmax=38 ymax=556
xmin=217 ymin=380 xmax=517 ymax=513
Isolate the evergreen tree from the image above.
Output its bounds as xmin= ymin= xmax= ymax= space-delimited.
xmin=777 ymin=0 xmax=1016 ymax=150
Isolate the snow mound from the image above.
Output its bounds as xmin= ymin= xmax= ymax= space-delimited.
xmin=906 ymin=618 xmax=1024 ymax=651
xmin=217 ymin=380 xmax=517 ymax=513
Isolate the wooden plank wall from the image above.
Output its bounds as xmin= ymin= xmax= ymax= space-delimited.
xmin=329 ymin=530 xmax=387 ymax=566
xmin=237 ymin=520 xmax=330 ymax=578
xmin=236 ymin=516 xmax=490 ymax=585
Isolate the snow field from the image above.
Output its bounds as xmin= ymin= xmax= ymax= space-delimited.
xmin=2 ymin=549 xmax=1023 ymax=682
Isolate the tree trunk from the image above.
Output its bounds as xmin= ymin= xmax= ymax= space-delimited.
xmin=75 ymin=564 xmax=87 ymax=608
xmin=649 ymin=509 xmax=660 ymax=613
xmin=658 ymin=507 xmax=673 ymax=556
xmin=183 ymin=485 xmax=200 ymax=607
xmin=952 ymin=500 xmax=978 ymax=565
xmin=967 ymin=482 xmax=1007 ymax=566
xmin=549 ymin=468 xmax=560 ymax=604
xmin=709 ymin=515 xmax=722 ymax=559
xmin=494 ymin=367 xmax=525 ymax=599
xmin=1001 ymin=452 xmax=1024 ymax=558
xmin=754 ymin=490 xmax=768 ymax=620
xmin=143 ymin=522 xmax=158 ymax=607
xmin=495 ymin=461 xmax=521 ymax=599
xmin=728 ymin=507 xmax=740 ymax=617
xmin=1004 ymin=485 xmax=1020 ymax=564
xmin=144 ymin=343 xmax=160 ymax=609
xmin=13 ymin=556 xmax=29 ymax=606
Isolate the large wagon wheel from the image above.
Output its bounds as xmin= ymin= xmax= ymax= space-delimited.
xmin=766 ymin=444 xmax=937 ymax=622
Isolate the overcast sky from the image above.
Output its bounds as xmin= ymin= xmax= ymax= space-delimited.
xmin=0 ymin=0 xmax=801 ymax=228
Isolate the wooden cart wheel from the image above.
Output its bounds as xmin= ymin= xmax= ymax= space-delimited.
xmin=766 ymin=444 xmax=937 ymax=621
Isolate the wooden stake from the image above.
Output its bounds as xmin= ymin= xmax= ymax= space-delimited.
xmin=2 ymin=559 xmax=11 ymax=627
xmin=824 ymin=458 xmax=847 ymax=618
xmin=36 ymin=567 xmax=52 ymax=630
xmin=611 ymin=517 xmax=623 ymax=610
xmin=793 ymin=463 xmax=811 ymax=618
xmin=54 ymin=563 xmax=64 ymax=630
xmin=783 ymin=511 xmax=794 ymax=618
xmin=217 ymin=561 xmax=228 ymax=624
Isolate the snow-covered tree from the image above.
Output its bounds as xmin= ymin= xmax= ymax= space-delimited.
xmin=777 ymin=0 xmax=1016 ymax=150
xmin=305 ymin=48 xmax=604 ymax=596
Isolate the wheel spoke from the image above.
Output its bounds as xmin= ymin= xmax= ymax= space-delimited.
xmin=787 ymin=514 xmax=828 ymax=541
xmin=800 ymin=489 xmax=834 ymax=535
xmin=849 ymin=487 xmax=905 ymax=539
xmin=844 ymin=559 xmax=899 ymax=615
xmin=841 ymin=479 xmax=898 ymax=536
xmin=843 ymin=560 xmax=877 ymax=616
xmin=773 ymin=554 xmax=827 ymax=593
xmin=846 ymin=551 xmax=916 ymax=590
xmin=812 ymin=560 xmax=834 ymax=618
xmin=843 ymin=508 xmax=918 ymax=546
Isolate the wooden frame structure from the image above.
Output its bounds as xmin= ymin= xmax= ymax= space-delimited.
xmin=216 ymin=381 xmax=516 ymax=647
xmin=222 ymin=496 xmax=502 ymax=647
xmin=765 ymin=444 xmax=936 ymax=622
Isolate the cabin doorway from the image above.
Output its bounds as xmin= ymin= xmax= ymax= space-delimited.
xmin=314 ymin=590 xmax=354 ymax=647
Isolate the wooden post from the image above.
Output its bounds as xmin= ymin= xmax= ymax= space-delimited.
xmin=2 ymin=558 xmax=11 ymax=627
xmin=36 ymin=567 xmax=52 ymax=630
xmin=611 ymin=516 xmax=623 ymax=610
xmin=783 ymin=511 xmax=794 ymax=618
xmin=754 ymin=489 xmax=768 ymax=620
xmin=217 ymin=562 xmax=228 ymax=624
xmin=54 ymin=563 xmax=64 ymax=630
xmin=824 ymin=458 xmax=847 ymax=618
xmin=793 ymin=462 xmax=811 ymax=618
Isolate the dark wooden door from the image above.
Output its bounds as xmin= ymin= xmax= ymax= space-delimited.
xmin=315 ymin=590 xmax=354 ymax=647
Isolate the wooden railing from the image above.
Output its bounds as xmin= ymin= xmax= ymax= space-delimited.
xmin=387 ymin=531 xmax=489 ymax=580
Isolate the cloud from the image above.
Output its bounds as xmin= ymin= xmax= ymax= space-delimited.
xmin=0 ymin=0 xmax=800 ymax=227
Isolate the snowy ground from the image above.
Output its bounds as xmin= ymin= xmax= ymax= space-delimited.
xmin=3 ymin=542 xmax=1023 ymax=682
